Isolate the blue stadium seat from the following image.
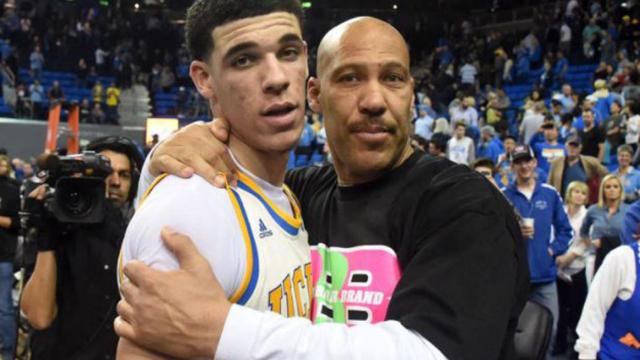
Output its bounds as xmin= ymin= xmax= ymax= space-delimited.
xmin=0 ymin=101 xmax=12 ymax=116
xmin=310 ymin=152 xmax=324 ymax=164
xmin=295 ymin=154 xmax=309 ymax=167
xmin=286 ymin=150 xmax=296 ymax=170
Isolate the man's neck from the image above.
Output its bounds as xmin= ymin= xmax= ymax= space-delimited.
xmin=516 ymin=177 xmax=536 ymax=192
xmin=335 ymin=144 xmax=414 ymax=187
xmin=516 ymin=176 xmax=536 ymax=190
xmin=620 ymin=165 xmax=631 ymax=174
xmin=228 ymin=135 xmax=288 ymax=187
xmin=547 ymin=139 xmax=558 ymax=145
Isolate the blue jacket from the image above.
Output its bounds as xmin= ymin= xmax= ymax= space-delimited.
xmin=594 ymin=95 xmax=613 ymax=120
xmin=503 ymin=182 xmax=573 ymax=283
xmin=476 ymin=137 xmax=502 ymax=163
xmin=613 ymin=167 xmax=640 ymax=196
xmin=622 ymin=200 xmax=640 ymax=245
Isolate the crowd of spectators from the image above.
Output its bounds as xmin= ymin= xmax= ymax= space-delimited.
xmin=405 ymin=0 xmax=640 ymax=357
xmin=0 ymin=0 xmax=196 ymax=123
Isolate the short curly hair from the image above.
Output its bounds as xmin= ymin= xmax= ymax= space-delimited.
xmin=186 ymin=0 xmax=304 ymax=61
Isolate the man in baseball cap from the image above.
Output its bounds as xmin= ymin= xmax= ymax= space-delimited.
xmin=510 ymin=144 xmax=536 ymax=163
xmin=548 ymin=134 xmax=608 ymax=203
xmin=503 ymin=143 xmax=573 ymax=357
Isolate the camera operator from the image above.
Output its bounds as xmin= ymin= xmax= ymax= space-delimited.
xmin=20 ymin=136 xmax=142 ymax=360
xmin=0 ymin=155 xmax=19 ymax=360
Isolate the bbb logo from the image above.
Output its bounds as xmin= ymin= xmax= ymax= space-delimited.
xmin=535 ymin=200 xmax=547 ymax=210
xmin=258 ymin=219 xmax=273 ymax=239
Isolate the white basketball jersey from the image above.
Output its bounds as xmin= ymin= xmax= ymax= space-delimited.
xmin=119 ymin=170 xmax=311 ymax=319
xmin=225 ymin=172 xmax=312 ymax=317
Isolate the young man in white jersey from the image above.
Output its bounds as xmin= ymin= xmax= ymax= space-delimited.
xmin=116 ymin=0 xmax=312 ymax=357
xmin=446 ymin=121 xmax=475 ymax=165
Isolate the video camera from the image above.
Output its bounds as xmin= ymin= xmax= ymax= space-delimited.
xmin=40 ymin=151 xmax=113 ymax=224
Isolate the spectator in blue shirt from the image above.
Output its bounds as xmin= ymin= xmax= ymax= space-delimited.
xmin=496 ymin=135 xmax=517 ymax=187
xmin=592 ymin=79 xmax=614 ymax=120
xmin=550 ymin=99 xmax=566 ymax=125
xmin=420 ymin=97 xmax=437 ymax=119
xmin=554 ymin=51 xmax=569 ymax=85
xmin=529 ymin=114 xmax=555 ymax=150
xmin=28 ymin=80 xmax=44 ymax=118
xmin=437 ymin=44 xmax=453 ymax=70
xmin=502 ymin=144 xmax=573 ymax=353
xmin=29 ymin=45 xmax=44 ymax=81
xmin=0 ymin=40 xmax=11 ymax=61
xmin=535 ymin=122 xmax=566 ymax=174
xmin=559 ymin=113 xmax=575 ymax=143
xmin=476 ymin=125 xmax=502 ymax=163
xmin=413 ymin=108 xmax=434 ymax=141
xmin=581 ymin=174 xmax=629 ymax=272
xmin=612 ymin=145 xmax=640 ymax=203
xmin=515 ymin=47 xmax=531 ymax=82
xmin=557 ymin=84 xmax=576 ymax=113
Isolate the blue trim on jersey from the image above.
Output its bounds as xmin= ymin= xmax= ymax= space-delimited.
xmin=230 ymin=188 xmax=260 ymax=305
xmin=237 ymin=181 xmax=300 ymax=236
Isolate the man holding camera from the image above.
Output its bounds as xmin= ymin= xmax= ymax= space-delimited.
xmin=0 ymin=155 xmax=19 ymax=360
xmin=20 ymin=136 xmax=143 ymax=360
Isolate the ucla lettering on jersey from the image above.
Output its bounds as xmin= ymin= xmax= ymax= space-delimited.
xmin=226 ymin=172 xmax=312 ymax=318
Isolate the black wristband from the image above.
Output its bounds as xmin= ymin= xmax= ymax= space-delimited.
xmin=35 ymin=220 xmax=58 ymax=252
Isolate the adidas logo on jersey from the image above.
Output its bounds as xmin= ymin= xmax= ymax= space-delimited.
xmin=258 ymin=219 xmax=273 ymax=239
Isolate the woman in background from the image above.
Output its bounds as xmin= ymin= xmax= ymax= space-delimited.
xmin=554 ymin=181 xmax=590 ymax=356
xmin=580 ymin=174 xmax=628 ymax=272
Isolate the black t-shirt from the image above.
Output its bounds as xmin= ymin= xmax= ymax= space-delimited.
xmin=286 ymin=151 xmax=529 ymax=360
xmin=0 ymin=177 xmax=19 ymax=262
xmin=31 ymin=202 xmax=126 ymax=360
xmin=579 ymin=125 xmax=605 ymax=158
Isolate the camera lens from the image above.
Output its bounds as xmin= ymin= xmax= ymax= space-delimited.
xmin=52 ymin=177 xmax=105 ymax=224
xmin=59 ymin=189 xmax=92 ymax=217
